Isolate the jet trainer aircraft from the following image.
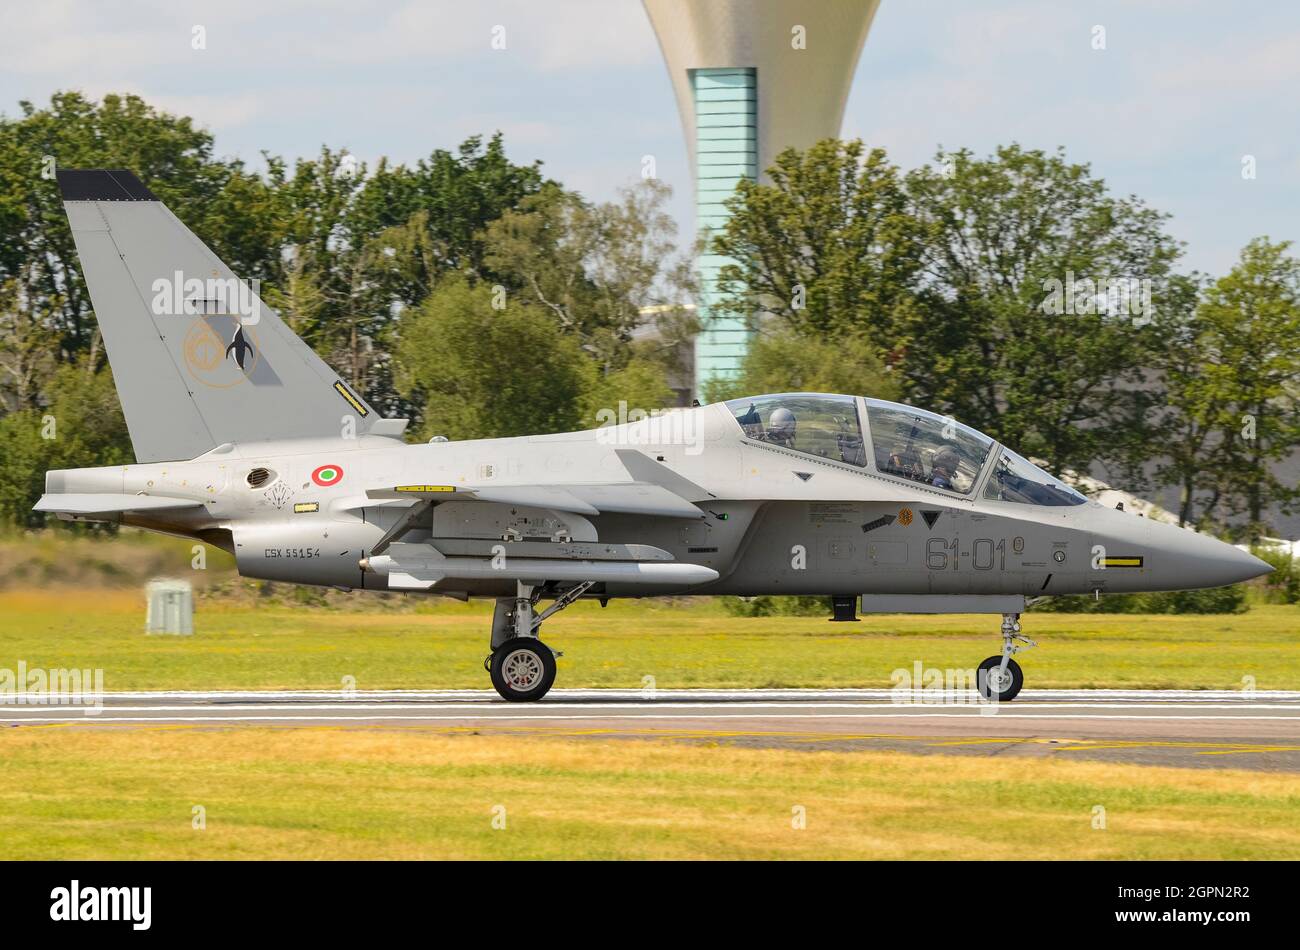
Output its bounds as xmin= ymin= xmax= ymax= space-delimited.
xmin=37 ymin=170 xmax=1272 ymax=701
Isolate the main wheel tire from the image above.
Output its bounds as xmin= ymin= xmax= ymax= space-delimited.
xmin=977 ymin=656 xmax=1024 ymax=702
xmin=489 ymin=638 xmax=557 ymax=702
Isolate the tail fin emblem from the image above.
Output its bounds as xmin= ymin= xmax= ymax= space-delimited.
xmin=225 ymin=326 xmax=255 ymax=371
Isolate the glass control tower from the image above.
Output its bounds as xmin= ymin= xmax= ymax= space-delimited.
xmin=643 ymin=0 xmax=880 ymax=397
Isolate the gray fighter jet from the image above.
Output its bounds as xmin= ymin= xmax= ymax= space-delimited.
xmin=36 ymin=170 xmax=1272 ymax=702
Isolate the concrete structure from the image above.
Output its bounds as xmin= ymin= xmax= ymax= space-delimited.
xmin=643 ymin=0 xmax=882 ymax=396
xmin=145 ymin=578 xmax=194 ymax=635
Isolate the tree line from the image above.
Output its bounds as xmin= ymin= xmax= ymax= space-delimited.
xmin=1 ymin=92 xmax=1298 ymax=541
xmin=709 ymin=140 xmax=1300 ymax=541
xmin=0 ymin=92 xmax=696 ymax=526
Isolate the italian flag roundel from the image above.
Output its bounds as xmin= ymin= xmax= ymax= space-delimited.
xmin=312 ymin=464 xmax=344 ymax=487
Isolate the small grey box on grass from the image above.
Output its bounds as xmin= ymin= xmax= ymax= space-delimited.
xmin=146 ymin=578 xmax=194 ymax=635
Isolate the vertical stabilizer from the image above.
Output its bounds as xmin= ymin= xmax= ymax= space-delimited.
xmin=58 ymin=169 xmax=384 ymax=462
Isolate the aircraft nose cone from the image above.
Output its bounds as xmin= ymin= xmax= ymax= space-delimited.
xmin=1147 ymin=520 xmax=1273 ymax=589
xmin=1192 ymin=543 xmax=1273 ymax=586
xmin=1225 ymin=547 xmax=1275 ymax=584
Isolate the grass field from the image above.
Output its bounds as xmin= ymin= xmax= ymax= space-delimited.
xmin=0 ymin=727 xmax=1296 ymax=860
xmin=1 ymin=588 xmax=1297 ymax=691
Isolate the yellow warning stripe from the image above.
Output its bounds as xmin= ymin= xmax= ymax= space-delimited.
xmin=1103 ymin=556 xmax=1144 ymax=568
xmin=395 ymin=485 xmax=456 ymax=493
xmin=333 ymin=381 xmax=369 ymax=417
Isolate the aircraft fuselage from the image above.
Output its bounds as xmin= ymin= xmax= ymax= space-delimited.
xmin=42 ymin=403 xmax=1267 ymax=602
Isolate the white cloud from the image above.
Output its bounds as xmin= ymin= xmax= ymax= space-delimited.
xmin=2 ymin=0 xmax=1294 ymax=279
xmin=0 ymin=0 xmax=659 ymax=80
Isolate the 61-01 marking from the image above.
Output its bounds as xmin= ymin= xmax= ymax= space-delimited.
xmin=926 ymin=538 xmax=1011 ymax=571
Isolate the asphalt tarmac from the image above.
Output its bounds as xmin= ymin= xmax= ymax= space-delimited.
xmin=5 ymin=688 xmax=1299 ymax=771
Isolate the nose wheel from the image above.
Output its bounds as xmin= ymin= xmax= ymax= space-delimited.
xmin=977 ymin=655 xmax=1023 ymax=702
xmin=978 ymin=612 xmax=1036 ymax=702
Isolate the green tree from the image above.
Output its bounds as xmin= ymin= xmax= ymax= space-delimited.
xmin=0 ymin=91 xmax=565 ymax=475
xmin=271 ymin=137 xmax=551 ymax=415
xmin=0 ymin=91 xmax=285 ymax=357
xmin=357 ymin=134 xmax=549 ymax=285
xmin=704 ymin=329 xmax=901 ymax=404
xmin=579 ymin=356 xmax=677 ymax=429
xmin=1152 ymin=273 xmax=1219 ymax=527
xmin=710 ymin=139 xmax=922 ymax=342
xmin=0 ymin=408 xmax=50 ymax=527
xmin=899 ymin=145 xmax=1183 ymax=479
xmin=0 ymin=363 xmax=130 ymax=527
xmin=0 ymin=279 xmax=58 ymax=412
xmin=709 ymin=140 xmax=1181 ymax=479
xmin=483 ymin=179 xmax=697 ymax=377
xmin=1159 ymin=239 xmax=1300 ymax=539
xmin=395 ymin=277 xmax=594 ymax=440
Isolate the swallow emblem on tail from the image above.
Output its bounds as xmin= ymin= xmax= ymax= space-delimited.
xmin=225 ymin=325 xmax=254 ymax=371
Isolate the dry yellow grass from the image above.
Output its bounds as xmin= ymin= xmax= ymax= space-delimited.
xmin=0 ymin=726 xmax=1296 ymax=860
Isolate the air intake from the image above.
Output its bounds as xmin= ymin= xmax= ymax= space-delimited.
xmin=246 ymin=467 xmax=274 ymax=488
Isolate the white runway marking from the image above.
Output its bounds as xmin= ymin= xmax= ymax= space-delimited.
xmin=64 ymin=688 xmax=1300 ymax=703
xmin=4 ymin=689 xmax=1299 ymax=730
xmin=3 ymin=699 xmax=1299 ymax=708
xmin=4 ymin=714 xmax=1300 ymax=725
xmin=7 ymin=688 xmax=1298 ymax=773
xmin=1 ymin=702 xmax=1298 ymax=713
xmin=2 ymin=712 xmax=1300 ymax=722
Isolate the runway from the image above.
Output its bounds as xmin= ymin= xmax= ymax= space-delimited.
xmin=5 ymin=688 xmax=1300 ymax=770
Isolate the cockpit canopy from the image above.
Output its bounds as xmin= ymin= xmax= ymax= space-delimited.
xmin=723 ymin=393 xmax=1087 ymax=507
xmin=866 ymin=399 xmax=989 ymax=494
xmin=731 ymin=393 xmax=866 ymax=466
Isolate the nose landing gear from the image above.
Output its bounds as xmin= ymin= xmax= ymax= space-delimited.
xmin=977 ymin=612 xmax=1037 ymax=702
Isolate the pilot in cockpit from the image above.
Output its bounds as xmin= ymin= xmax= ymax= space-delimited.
xmin=929 ymin=446 xmax=960 ymax=490
xmin=766 ymin=407 xmax=797 ymax=448
xmin=886 ymin=445 xmax=925 ymax=480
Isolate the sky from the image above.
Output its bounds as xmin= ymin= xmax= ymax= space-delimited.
xmin=1 ymin=0 xmax=1297 ymax=276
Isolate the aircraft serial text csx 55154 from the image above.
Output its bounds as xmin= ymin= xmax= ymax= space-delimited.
xmin=37 ymin=170 xmax=1272 ymax=701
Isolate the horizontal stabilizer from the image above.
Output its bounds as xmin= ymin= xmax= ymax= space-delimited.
xmin=33 ymin=493 xmax=204 ymax=515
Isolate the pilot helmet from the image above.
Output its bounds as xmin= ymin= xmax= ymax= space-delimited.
xmin=768 ymin=407 xmax=797 ymax=440
xmin=933 ymin=446 xmax=959 ymax=472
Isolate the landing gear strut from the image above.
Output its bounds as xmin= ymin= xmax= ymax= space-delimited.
xmin=977 ymin=612 xmax=1036 ymax=702
xmin=484 ymin=580 xmax=593 ymax=702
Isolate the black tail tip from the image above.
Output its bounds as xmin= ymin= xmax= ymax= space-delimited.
xmin=56 ymin=169 xmax=157 ymax=202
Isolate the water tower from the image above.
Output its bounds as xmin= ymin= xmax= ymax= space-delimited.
xmin=643 ymin=0 xmax=882 ymax=396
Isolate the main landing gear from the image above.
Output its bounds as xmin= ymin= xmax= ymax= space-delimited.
xmin=484 ymin=580 xmax=593 ymax=702
xmin=977 ymin=612 xmax=1037 ymax=702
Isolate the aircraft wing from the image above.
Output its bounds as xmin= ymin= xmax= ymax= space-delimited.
xmin=33 ymin=493 xmax=205 ymax=515
xmin=363 ymin=482 xmax=704 ymax=520
xmin=564 ymin=483 xmax=703 ymax=518
xmin=359 ymin=449 xmax=709 ymax=520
